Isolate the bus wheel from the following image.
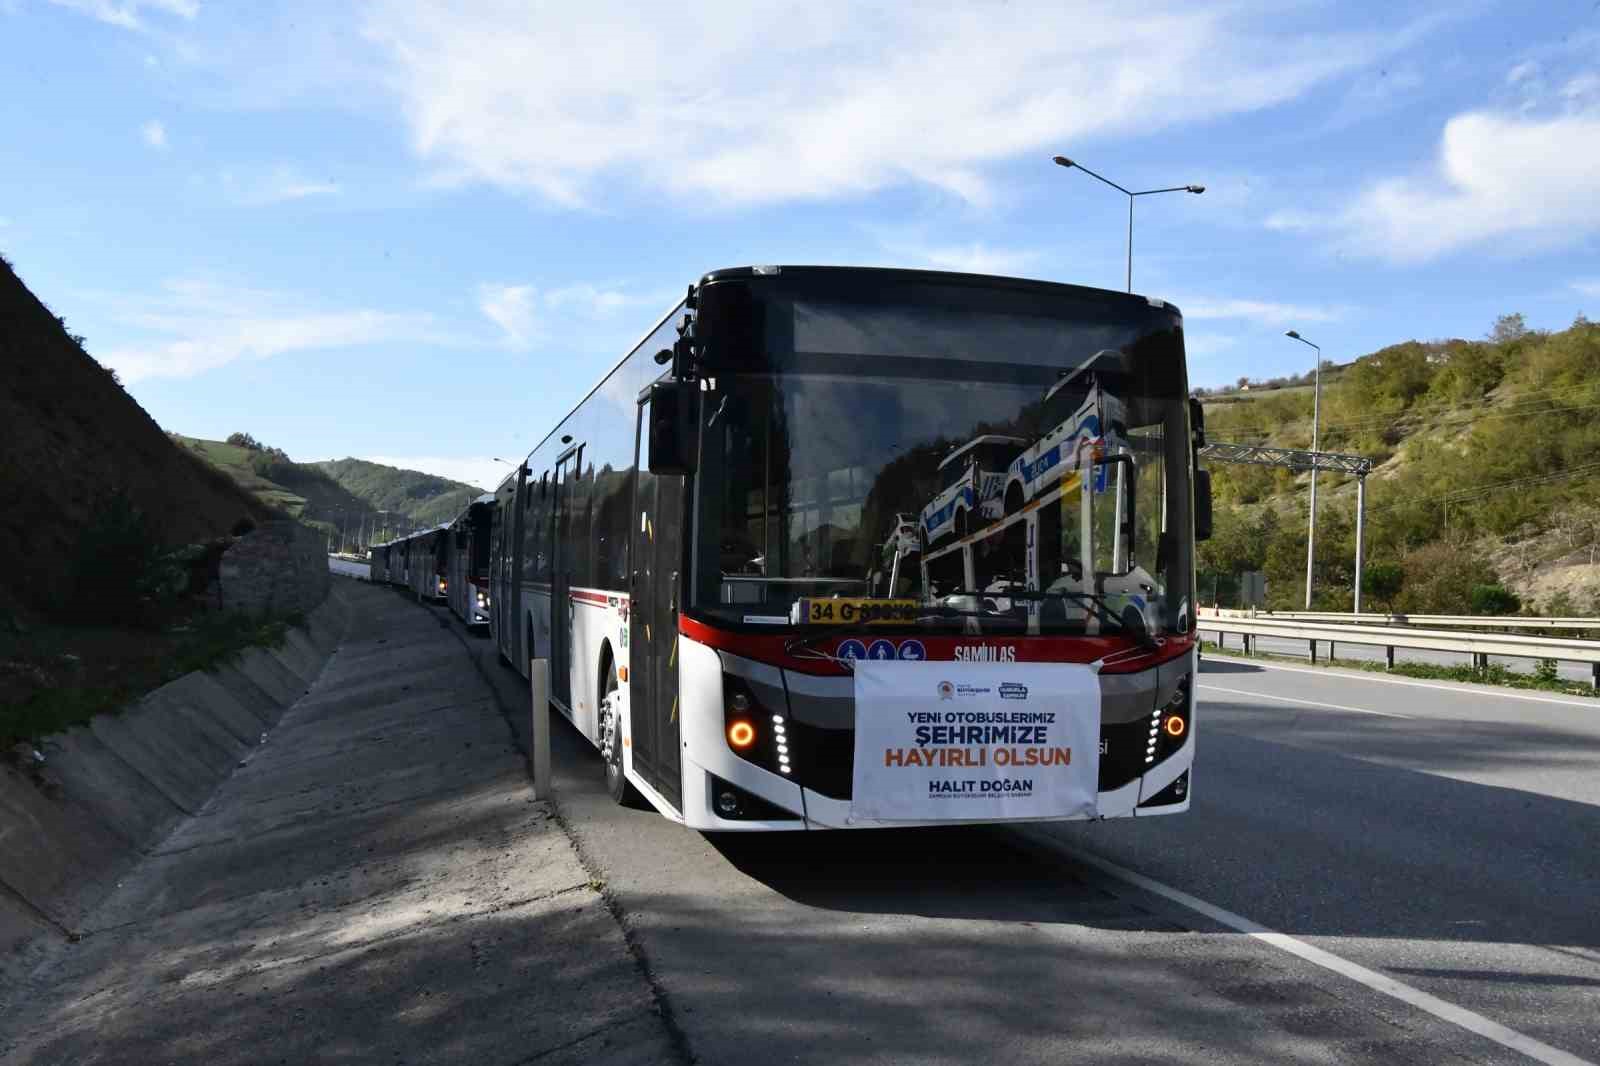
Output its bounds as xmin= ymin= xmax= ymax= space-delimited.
xmin=599 ymin=659 xmax=640 ymax=807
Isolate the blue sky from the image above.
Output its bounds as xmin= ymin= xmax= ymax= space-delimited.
xmin=4 ymin=0 xmax=1599 ymax=492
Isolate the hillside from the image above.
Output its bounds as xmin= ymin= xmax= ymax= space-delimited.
xmin=311 ymin=458 xmax=485 ymax=529
xmin=173 ymin=437 xmax=483 ymax=542
xmin=0 ymin=256 xmax=271 ymax=620
xmin=1197 ymin=314 xmax=1600 ymax=614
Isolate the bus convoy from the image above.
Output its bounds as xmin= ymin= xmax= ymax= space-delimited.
xmin=368 ymin=266 xmax=1213 ymax=833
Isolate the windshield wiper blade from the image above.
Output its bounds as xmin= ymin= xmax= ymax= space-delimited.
xmin=1001 ymin=589 xmax=1160 ymax=649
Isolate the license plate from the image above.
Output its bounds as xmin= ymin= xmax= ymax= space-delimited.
xmin=792 ymin=598 xmax=921 ymax=625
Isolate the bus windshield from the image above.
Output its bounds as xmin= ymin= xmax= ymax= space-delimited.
xmin=692 ymin=286 xmax=1193 ymax=638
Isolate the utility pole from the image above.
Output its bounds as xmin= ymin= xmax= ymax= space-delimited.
xmin=1286 ymin=330 xmax=1322 ymax=609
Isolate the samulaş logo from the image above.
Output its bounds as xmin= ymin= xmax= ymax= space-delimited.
xmin=998 ymin=682 xmax=1028 ymax=700
xmin=937 ymin=681 xmax=955 ymax=700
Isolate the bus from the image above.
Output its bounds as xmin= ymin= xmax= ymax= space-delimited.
xmin=445 ymin=493 xmax=495 ymax=628
xmin=489 ymin=266 xmax=1211 ymax=831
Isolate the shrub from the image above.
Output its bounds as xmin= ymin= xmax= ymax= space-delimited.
xmin=68 ymin=492 xmax=165 ymax=624
xmin=1362 ymin=563 xmax=1404 ymax=611
xmin=1469 ymin=584 xmax=1521 ymax=615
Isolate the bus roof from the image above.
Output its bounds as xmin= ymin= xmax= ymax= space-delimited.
xmin=514 ymin=266 xmax=1182 ymax=471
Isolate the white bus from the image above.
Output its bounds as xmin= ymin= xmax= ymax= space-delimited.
xmin=489 ymin=266 xmax=1211 ymax=831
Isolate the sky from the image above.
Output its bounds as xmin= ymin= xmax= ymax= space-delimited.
xmin=3 ymin=0 xmax=1599 ymax=493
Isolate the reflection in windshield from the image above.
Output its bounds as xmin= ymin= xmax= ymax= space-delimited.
xmin=693 ymin=298 xmax=1191 ymax=637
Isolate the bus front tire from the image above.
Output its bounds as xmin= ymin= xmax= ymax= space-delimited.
xmin=600 ymin=657 xmax=641 ymax=807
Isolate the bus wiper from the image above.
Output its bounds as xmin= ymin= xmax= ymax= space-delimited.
xmin=1004 ymin=590 xmax=1160 ymax=649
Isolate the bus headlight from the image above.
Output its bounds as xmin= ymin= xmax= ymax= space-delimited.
xmin=1146 ymin=675 xmax=1191 ymax=764
xmin=723 ymin=675 xmax=790 ymax=774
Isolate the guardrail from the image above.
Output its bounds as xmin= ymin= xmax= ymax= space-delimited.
xmin=1199 ymin=614 xmax=1600 ymax=690
xmin=1209 ymin=608 xmax=1599 ymax=632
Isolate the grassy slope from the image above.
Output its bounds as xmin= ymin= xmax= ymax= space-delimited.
xmin=0 ymin=256 xmax=271 ymax=619
xmin=173 ymin=439 xmax=484 ymax=540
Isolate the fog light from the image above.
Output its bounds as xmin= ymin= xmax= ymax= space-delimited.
xmin=727 ymin=721 xmax=756 ymax=749
xmin=731 ymin=692 xmax=751 ymax=713
xmin=1163 ymin=715 xmax=1186 ymax=738
xmin=716 ymin=791 xmax=741 ymax=816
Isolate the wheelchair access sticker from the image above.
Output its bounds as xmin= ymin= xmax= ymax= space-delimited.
xmin=835 ymin=638 xmax=927 ymax=663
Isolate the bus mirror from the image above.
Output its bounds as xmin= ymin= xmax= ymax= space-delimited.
xmin=647 ymin=380 xmax=696 ymax=476
xmin=1195 ymin=468 xmax=1213 ymax=541
xmin=1189 ymin=397 xmax=1207 ymax=448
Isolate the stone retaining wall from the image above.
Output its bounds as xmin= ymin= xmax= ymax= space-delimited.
xmin=218 ymin=520 xmax=330 ymax=617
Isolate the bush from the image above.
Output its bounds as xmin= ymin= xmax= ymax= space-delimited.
xmin=69 ymin=492 xmax=166 ymax=624
xmin=1362 ymin=563 xmax=1404 ymax=611
xmin=1469 ymin=584 xmax=1521 ymax=615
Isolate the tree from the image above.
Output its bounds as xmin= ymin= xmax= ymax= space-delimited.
xmin=227 ymin=431 xmax=265 ymax=451
xmin=1489 ymin=313 xmax=1528 ymax=345
xmin=1362 ymin=563 xmax=1403 ymax=612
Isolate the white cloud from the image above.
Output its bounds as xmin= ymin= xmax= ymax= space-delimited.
xmin=1573 ymin=279 xmax=1600 ymax=298
xmin=1506 ymin=61 xmax=1539 ymax=86
xmin=50 ymin=0 xmax=197 ymax=30
xmin=478 ymin=283 xmax=538 ymax=348
xmin=1179 ymin=298 xmax=1342 ymax=326
xmin=1287 ymin=102 xmax=1600 ymax=263
xmin=479 ymin=281 xmax=654 ymax=348
xmin=915 ymin=243 xmax=1043 ymax=277
xmin=140 ymin=119 xmax=166 ymax=148
xmin=356 ymin=455 xmax=505 ymax=494
xmin=221 ymin=165 xmax=340 ymax=206
xmin=98 ymin=279 xmax=437 ymax=382
xmin=362 ymin=1 xmax=1415 ymax=208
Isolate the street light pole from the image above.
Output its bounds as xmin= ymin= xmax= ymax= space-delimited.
xmin=1286 ymin=330 xmax=1322 ymax=609
xmin=1052 ymin=156 xmax=1204 ymax=292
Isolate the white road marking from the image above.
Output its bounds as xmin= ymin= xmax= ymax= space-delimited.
xmin=1206 ymin=654 xmax=1600 ymax=710
xmin=1023 ymin=833 xmax=1597 ymax=1066
xmin=1200 ymin=683 xmax=1413 ymax=719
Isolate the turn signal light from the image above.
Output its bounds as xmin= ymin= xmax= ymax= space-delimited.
xmin=1163 ymin=715 xmax=1186 ymax=738
xmin=727 ymin=721 xmax=757 ymax=749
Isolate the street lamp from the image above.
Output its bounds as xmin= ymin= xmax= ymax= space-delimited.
xmin=1286 ymin=329 xmax=1322 ymax=610
xmin=1052 ymin=156 xmax=1204 ymax=292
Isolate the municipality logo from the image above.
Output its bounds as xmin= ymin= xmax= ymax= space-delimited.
xmin=998 ymin=682 xmax=1029 ymax=701
xmin=937 ymin=681 xmax=955 ymax=700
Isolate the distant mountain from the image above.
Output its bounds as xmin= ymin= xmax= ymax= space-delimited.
xmin=312 ymin=458 xmax=485 ymax=529
xmin=171 ymin=438 xmax=482 ymax=545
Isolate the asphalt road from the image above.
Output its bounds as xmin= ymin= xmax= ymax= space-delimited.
xmin=1200 ymin=625 xmax=1598 ymax=686
xmin=463 ymin=610 xmax=1600 ymax=1066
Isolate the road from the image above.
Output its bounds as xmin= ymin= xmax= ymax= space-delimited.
xmin=465 ymin=616 xmax=1600 ymax=1066
xmin=327 ymin=555 xmax=370 ymax=580
xmin=1201 ymin=624 xmax=1598 ymax=687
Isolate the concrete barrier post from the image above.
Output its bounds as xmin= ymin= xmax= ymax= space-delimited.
xmin=529 ymin=658 xmax=551 ymax=799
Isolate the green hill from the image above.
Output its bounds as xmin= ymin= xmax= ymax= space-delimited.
xmin=172 ymin=436 xmax=483 ymax=545
xmin=1197 ymin=314 xmax=1600 ymax=615
xmin=311 ymin=458 xmax=485 ymax=529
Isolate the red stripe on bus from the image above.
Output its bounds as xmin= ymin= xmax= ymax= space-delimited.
xmin=677 ymin=614 xmax=1194 ymax=676
xmin=570 ymin=590 xmax=611 ymax=606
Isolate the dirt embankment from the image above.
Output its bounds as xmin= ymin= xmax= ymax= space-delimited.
xmin=0 ymin=257 xmax=271 ymax=619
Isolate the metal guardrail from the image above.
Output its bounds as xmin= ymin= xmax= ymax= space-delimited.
xmin=1199 ymin=614 xmax=1600 ymax=689
xmin=1210 ymin=608 xmax=1599 ymax=632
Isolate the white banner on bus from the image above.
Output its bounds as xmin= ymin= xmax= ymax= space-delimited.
xmin=849 ymin=661 xmax=1101 ymax=823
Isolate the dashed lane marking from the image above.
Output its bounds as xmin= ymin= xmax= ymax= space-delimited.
xmin=1200 ymin=683 xmax=1414 ymax=719
xmin=1022 ymin=833 xmax=1598 ymax=1066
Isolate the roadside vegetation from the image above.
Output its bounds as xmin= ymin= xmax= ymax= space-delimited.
xmin=1200 ymin=640 xmax=1598 ymax=699
xmin=0 ymin=491 xmax=299 ymax=750
xmin=1199 ymin=314 xmax=1600 ymax=615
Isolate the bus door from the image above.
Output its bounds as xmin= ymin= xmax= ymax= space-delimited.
xmin=628 ymin=397 xmax=683 ymax=808
xmin=551 ymin=452 xmax=575 ymax=710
